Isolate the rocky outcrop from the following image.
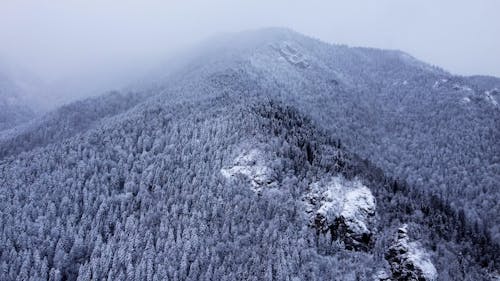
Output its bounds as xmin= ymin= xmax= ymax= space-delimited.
xmin=221 ymin=148 xmax=277 ymax=192
xmin=373 ymin=270 xmax=392 ymax=281
xmin=485 ymin=88 xmax=499 ymax=107
xmin=385 ymin=225 xmax=437 ymax=281
xmin=274 ymin=42 xmax=310 ymax=69
xmin=305 ymin=177 xmax=376 ymax=251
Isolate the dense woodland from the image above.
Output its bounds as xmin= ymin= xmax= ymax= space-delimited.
xmin=0 ymin=97 xmax=497 ymax=280
xmin=0 ymin=90 xmax=150 ymax=159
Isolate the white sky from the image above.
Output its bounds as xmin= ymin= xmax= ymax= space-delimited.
xmin=1 ymin=0 xmax=499 ymax=81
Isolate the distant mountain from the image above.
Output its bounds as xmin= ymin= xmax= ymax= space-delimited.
xmin=0 ymin=90 xmax=150 ymax=159
xmin=0 ymin=69 xmax=36 ymax=131
xmin=0 ymin=28 xmax=499 ymax=280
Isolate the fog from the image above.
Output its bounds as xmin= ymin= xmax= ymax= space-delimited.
xmin=1 ymin=0 xmax=500 ymax=107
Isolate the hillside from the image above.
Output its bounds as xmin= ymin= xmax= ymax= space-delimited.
xmin=0 ymin=71 xmax=35 ymax=131
xmin=0 ymin=90 xmax=150 ymax=159
xmin=1 ymin=96 xmax=497 ymax=280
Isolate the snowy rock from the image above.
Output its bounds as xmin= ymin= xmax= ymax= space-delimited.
xmin=452 ymin=83 xmax=473 ymax=92
xmin=432 ymin=78 xmax=449 ymax=89
xmin=373 ymin=270 xmax=392 ymax=281
xmin=221 ymin=148 xmax=277 ymax=192
xmin=485 ymin=89 xmax=499 ymax=107
xmin=490 ymin=273 xmax=500 ymax=281
xmin=385 ymin=225 xmax=438 ymax=281
xmin=460 ymin=97 xmax=471 ymax=104
xmin=305 ymin=177 xmax=376 ymax=251
xmin=274 ymin=42 xmax=310 ymax=69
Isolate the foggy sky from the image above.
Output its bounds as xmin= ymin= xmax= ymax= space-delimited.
xmin=1 ymin=0 xmax=500 ymax=82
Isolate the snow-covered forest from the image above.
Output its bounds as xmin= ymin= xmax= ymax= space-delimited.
xmin=1 ymin=28 xmax=499 ymax=280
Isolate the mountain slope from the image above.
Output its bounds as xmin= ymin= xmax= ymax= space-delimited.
xmin=0 ymin=90 xmax=150 ymax=159
xmin=0 ymin=96 xmax=496 ymax=280
xmin=0 ymin=71 xmax=35 ymax=131
xmin=145 ymin=28 xmax=500 ymax=238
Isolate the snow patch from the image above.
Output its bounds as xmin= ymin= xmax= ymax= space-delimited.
xmin=221 ymin=149 xmax=276 ymax=192
xmin=393 ymin=80 xmax=409 ymax=87
xmin=432 ymin=78 xmax=449 ymax=89
xmin=275 ymin=42 xmax=310 ymax=69
xmin=452 ymin=84 xmax=473 ymax=92
xmin=460 ymin=97 xmax=471 ymax=104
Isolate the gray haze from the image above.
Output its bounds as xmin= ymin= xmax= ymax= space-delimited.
xmin=1 ymin=0 xmax=499 ymax=106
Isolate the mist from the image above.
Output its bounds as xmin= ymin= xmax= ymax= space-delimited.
xmin=1 ymin=0 xmax=500 ymax=108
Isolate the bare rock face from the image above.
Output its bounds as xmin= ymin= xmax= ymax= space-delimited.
xmin=221 ymin=148 xmax=277 ymax=192
xmin=385 ymin=225 xmax=437 ymax=281
xmin=305 ymin=177 xmax=376 ymax=251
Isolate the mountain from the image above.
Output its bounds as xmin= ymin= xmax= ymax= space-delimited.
xmin=0 ymin=28 xmax=499 ymax=280
xmin=0 ymin=90 xmax=150 ymax=159
xmin=149 ymin=27 xmax=500 ymax=236
xmin=0 ymin=68 xmax=36 ymax=131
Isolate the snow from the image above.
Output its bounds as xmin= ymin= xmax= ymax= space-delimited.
xmin=373 ymin=270 xmax=391 ymax=281
xmin=392 ymin=225 xmax=438 ymax=281
xmin=485 ymin=90 xmax=499 ymax=106
xmin=460 ymin=97 xmax=471 ymax=104
xmin=407 ymin=241 xmax=438 ymax=281
xmin=463 ymin=86 xmax=473 ymax=92
xmin=433 ymin=79 xmax=475 ymax=94
xmin=313 ymin=179 xmax=344 ymax=219
xmin=432 ymin=78 xmax=449 ymax=89
xmin=276 ymin=42 xmax=310 ymax=68
xmin=221 ymin=148 xmax=276 ymax=192
xmin=307 ymin=177 xmax=375 ymax=234
xmin=341 ymin=186 xmax=376 ymax=233
xmin=452 ymin=84 xmax=474 ymax=92
xmin=490 ymin=273 xmax=500 ymax=281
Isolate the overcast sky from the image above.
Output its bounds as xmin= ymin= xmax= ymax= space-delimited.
xmin=1 ymin=0 xmax=500 ymax=82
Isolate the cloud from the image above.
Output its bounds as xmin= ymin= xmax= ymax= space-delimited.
xmin=1 ymin=0 xmax=499 ymax=84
